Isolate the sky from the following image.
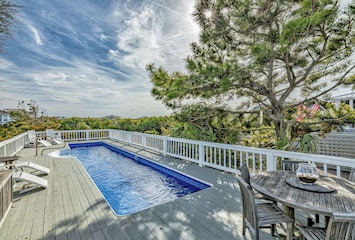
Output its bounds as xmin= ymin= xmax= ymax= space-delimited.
xmin=0 ymin=0 xmax=199 ymax=117
xmin=1 ymin=0 xmax=354 ymax=118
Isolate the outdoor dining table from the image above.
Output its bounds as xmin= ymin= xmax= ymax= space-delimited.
xmin=250 ymin=171 xmax=355 ymax=229
xmin=0 ymin=156 xmax=19 ymax=169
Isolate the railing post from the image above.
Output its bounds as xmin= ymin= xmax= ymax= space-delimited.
xmin=142 ymin=133 xmax=146 ymax=150
xmin=86 ymin=130 xmax=89 ymax=141
xmin=336 ymin=165 xmax=341 ymax=178
xmin=119 ymin=130 xmax=122 ymax=142
xmin=3 ymin=142 xmax=6 ymax=156
xmin=0 ymin=143 xmax=3 ymax=157
xmin=127 ymin=132 xmax=131 ymax=145
xmin=163 ymin=137 xmax=168 ymax=156
xmin=266 ymin=151 xmax=275 ymax=171
xmin=15 ymin=136 xmax=18 ymax=154
xmin=199 ymin=142 xmax=204 ymax=167
xmin=323 ymin=163 xmax=328 ymax=176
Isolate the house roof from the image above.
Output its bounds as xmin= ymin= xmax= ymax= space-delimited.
xmin=330 ymin=92 xmax=355 ymax=101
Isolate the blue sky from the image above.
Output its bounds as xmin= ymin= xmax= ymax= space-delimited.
xmin=1 ymin=0 xmax=353 ymax=118
xmin=0 ymin=0 xmax=199 ymax=117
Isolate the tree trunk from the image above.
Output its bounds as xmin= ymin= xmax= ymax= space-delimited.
xmin=274 ymin=116 xmax=288 ymax=145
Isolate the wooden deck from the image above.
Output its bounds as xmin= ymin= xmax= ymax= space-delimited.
xmin=1 ymin=140 xmax=284 ymax=240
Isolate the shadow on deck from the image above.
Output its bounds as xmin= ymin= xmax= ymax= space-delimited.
xmin=1 ymin=141 xmax=282 ymax=240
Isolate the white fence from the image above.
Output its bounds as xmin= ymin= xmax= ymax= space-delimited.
xmin=1 ymin=129 xmax=354 ymax=178
xmin=0 ymin=132 xmax=28 ymax=157
xmin=316 ymin=132 xmax=355 ymax=159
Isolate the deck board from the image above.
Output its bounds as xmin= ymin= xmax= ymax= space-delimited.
xmin=65 ymin=162 xmax=92 ymax=240
xmin=0 ymin=141 xmax=278 ymax=240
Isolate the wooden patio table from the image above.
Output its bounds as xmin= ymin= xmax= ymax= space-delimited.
xmin=251 ymin=171 xmax=355 ymax=232
xmin=0 ymin=156 xmax=19 ymax=169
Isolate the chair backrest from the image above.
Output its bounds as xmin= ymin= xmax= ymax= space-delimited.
xmin=236 ymin=175 xmax=259 ymax=239
xmin=239 ymin=163 xmax=251 ymax=185
xmin=27 ymin=130 xmax=36 ymax=142
xmin=326 ymin=213 xmax=355 ymax=240
xmin=46 ymin=129 xmax=55 ymax=138
xmin=281 ymin=159 xmax=307 ymax=172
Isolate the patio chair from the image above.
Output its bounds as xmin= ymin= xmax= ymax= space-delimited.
xmin=281 ymin=159 xmax=307 ymax=171
xmin=297 ymin=212 xmax=355 ymax=240
xmin=12 ymin=171 xmax=48 ymax=194
xmin=239 ymin=163 xmax=252 ymax=185
xmin=239 ymin=163 xmax=274 ymax=202
xmin=236 ymin=175 xmax=294 ymax=240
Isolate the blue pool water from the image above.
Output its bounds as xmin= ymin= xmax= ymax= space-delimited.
xmin=55 ymin=142 xmax=211 ymax=216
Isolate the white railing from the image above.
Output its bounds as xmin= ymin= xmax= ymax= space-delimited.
xmin=1 ymin=129 xmax=354 ymax=178
xmin=0 ymin=132 xmax=28 ymax=157
xmin=56 ymin=129 xmax=109 ymax=141
xmin=145 ymin=134 xmax=166 ymax=154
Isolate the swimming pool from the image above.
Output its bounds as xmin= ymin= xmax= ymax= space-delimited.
xmin=52 ymin=142 xmax=211 ymax=216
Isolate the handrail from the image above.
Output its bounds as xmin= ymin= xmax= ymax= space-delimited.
xmin=0 ymin=132 xmax=28 ymax=157
xmin=2 ymin=129 xmax=355 ymax=178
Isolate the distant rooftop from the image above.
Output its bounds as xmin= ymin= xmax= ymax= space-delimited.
xmin=330 ymin=92 xmax=355 ymax=101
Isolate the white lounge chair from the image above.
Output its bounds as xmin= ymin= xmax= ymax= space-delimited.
xmin=28 ymin=130 xmax=52 ymax=147
xmin=12 ymin=171 xmax=48 ymax=194
xmin=38 ymin=139 xmax=52 ymax=147
xmin=46 ymin=129 xmax=64 ymax=145
xmin=1 ymin=156 xmax=50 ymax=175
xmin=14 ymin=161 xmax=50 ymax=175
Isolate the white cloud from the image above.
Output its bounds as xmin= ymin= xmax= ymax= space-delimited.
xmin=28 ymin=25 xmax=43 ymax=45
xmin=148 ymin=0 xmax=181 ymax=16
xmin=2 ymin=0 xmax=353 ymax=119
xmin=1 ymin=0 xmax=198 ymax=118
xmin=112 ymin=0 xmax=199 ymax=72
xmin=0 ymin=58 xmax=14 ymax=69
xmin=116 ymin=8 xmax=163 ymax=68
xmin=108 ymin=49 xmax=119 ymax=57
xmin=99 ymin=33 xmax=109 ymax=41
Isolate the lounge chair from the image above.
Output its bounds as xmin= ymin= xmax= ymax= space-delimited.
xmin=14 ymin=161 xmax=50 ymax=175
xmin=1 ymin=155 xmax=50 ymax=175
xmin=12 ymin=171 xmax=48 ymax=194
xmin=46 ymin=129 xmax=64 ymax=145
xmin=38 ymin=139 xmax=52 ymax=147
xmin=27 ymin=130 xmax=52 ymax=147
